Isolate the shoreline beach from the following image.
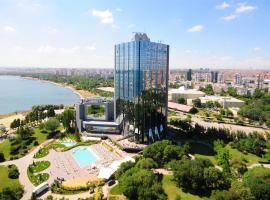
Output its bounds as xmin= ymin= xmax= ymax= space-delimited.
xmin=23 ymin=76 xmax=95 ymax=99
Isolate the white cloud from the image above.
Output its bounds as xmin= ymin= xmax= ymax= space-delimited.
xmin=86 ymin=45 xmax=96 ymax=51
xmin=92 ymin=9 xmax=114 ymax=24
xmin=222 ymin=14 xmax=238 ymax=21
xmin=216 ymin=2 xmax=230 ymax=10
xmin=184 ymin=50 xmax=192 ymax=54
xmin=253 ymin=47 xmax=262 ymax=52
xmin=187 ymin=25 xmax=204 ymax=32
xmin=115 ymin=8 xmax=123 ymax=12
xmin=47 ymin=27 xmax=58 ymax=34
xmin=38 ymin=45 xmax=56 ymax=53
xmin=236 ymin=3 xmax=256 ymax=14
xmin=3 ymin=26 xmax=16 ymax=32
xmin=127 ymin=24 xmax=136 ymax=28
xmin=112 ymin=24 xmax=120 ymax=30
xmin=14 ymin=46 xmax=24 ymax=51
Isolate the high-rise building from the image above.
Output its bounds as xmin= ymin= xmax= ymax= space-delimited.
xmin=114 ymin=33 xmax=169 ymax=143
xmin=234 ymin=73 xmax=242 ymax=85
xmin=211 ymin=71 xmax=219 ymax=83
xmin=187 ymin=69 xmax=192 ymax=81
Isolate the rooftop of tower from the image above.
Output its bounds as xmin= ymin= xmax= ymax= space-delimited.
xmin=132 ymin=32 xmax=150 ymax=41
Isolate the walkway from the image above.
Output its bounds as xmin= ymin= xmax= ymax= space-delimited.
xmin=0 ymin=139 xmax=53 ymax=200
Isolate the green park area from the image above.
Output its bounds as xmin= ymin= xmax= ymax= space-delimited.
xmin=0 ymin=165 xmax=21 ymax=191
xmin=0 ymin=128 xmax=48 ymax=160
xmin=27 ymin=161 xmax=50 ymax=186
xmin=162 ymin=175 xmax=202 ymax=200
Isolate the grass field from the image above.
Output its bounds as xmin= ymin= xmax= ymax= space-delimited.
xmin=27 ymin=161 xmax=50 ymax=186
xmin=0 ymin=165 xmax=21 ymax=191
xmin=225 ymin=144 xmax=266 ymax=165
xmin=34 ymin=148 xmax=49 ymax=158
xmin=188 ymin=140 xmax=265 ymax=166
xmin=0 ymin=128 xmax=48 ymax=160
xmin=110 ymin=184 xmax=122 ymax=195
xmin=162 ymin=175 xmax=203 ymax=200
xmin=28 ymin=161 xmax=50 ymax=173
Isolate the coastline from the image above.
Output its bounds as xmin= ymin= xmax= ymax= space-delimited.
xmin=23 ymin=76 xmax=96 ymax=99
xmin=0 ymin=111 xmax=28 ymax=131
xmin=0 ymin=76 xmax=94 ymax=129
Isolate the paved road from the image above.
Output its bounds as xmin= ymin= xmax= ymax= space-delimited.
xmin=170 ymin=111 xmax=269 ymax=135
xmin=0 ymin=139 xmax=53 ymax=200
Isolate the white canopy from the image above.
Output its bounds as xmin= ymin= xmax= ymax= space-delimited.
xmin=98 ymin=156 xmax=135 ymax=179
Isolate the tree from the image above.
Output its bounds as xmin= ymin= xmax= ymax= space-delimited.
xmin=230 ymin=158 xmax=247 ymax=177
xmin=192 ymin=98 xmax=202 ymax=108
xmin=115 ymin=161 xmax=136 ymax=178
xmin=216 ymin=148 xmax=231 ymax=173
xmin=61 ymin=109 xmax=75 ymax=131
xmin=244 ymin=167 xmax=270 ymax=200
xmin=177 ymin=97 xmax=186 ymax=104
xmin=47 ymin=107 xmax=55 ymax=118
xmin=201 ymin=84 xmax=214 ymax=95
xmin=135 ymin=158 xmax=158 ymax=169
xmin=0 ymin=152 xmax=5 ymax=162
xmin=163 ymin=145 xmax=186 ymax=163
xmin=143 ymin=140 xmax=172 ymax=166
xmin=189 ymin=107 xmax=198 ymax=114
xmin=172 ymin=159 xmax=214 ymax=195
xmin=203 ymin=167 xmax=230 ymax=191
xmin=227 ymin=87 xmax=238 ymax=97
xmin=44 ymin=118 xmax=60 ymax=133
xmin=16 ymin=126 xmax=34 ymax=140
xmin=8 ymin=165 xmax=20 ymax=179
xmin=0 ymin=186 xmax=24 ymax=200
xmin=119 ymin=167 xmax=167 ymax=200
xmin=211 ymin=182 xmax=255 ymax=200
xmin=10 ymin=119 xmax=21 ymax=129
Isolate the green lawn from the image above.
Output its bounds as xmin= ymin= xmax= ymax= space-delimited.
xmin=27 ymin=172 xmax=49 ymax=186
xmin=162 ymin=175 xmax=203 ymax=200
xmin=187 ymin=140 xmax=265 ymax=167
xmin=110 ymin=184 xmax=122 ymax=195
xmin=34 ymin=148 xmax=49 ymax=158
xmin=0 ymin=165 xmax=21 ymax=191
xmin=0 ymin=128 xmax=48 ymax=160
xmin=28 ymin=161 xmax=50 ymax=173
xmin=27 ymin=161 xmax=50 ymax=186
xmin=225 ymin=144 xmax=266 ymax=165
xmin=0 ymin=139 xmax=11 ymax=160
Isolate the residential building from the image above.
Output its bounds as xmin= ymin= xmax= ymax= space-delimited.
xmin=114 ymin=33 xmax=169 ymax=143
xmin=198 ymin=96 xmax=245 ymax=108
xmin=234 ymin=73 xmax=242 ymax=85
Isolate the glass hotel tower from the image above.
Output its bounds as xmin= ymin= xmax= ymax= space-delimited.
xmin=114 ymin=33 xmax=169 ymax=143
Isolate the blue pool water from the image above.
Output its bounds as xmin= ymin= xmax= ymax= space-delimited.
xmin=60 ymin=141 xmax=77 ymax=147
xmin=72 ymin=147 xmax=98 ymax=167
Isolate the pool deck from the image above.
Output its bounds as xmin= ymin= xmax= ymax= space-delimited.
xmin=43 ymin=143 xmax=121 ymax=183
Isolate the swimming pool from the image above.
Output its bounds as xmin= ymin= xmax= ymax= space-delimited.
xmin=60 ymin=141 xmax=77 ymax=147
xmin=72 ymin=147 xmax=98 ymax=167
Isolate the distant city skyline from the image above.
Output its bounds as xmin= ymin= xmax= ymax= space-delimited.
xmin=0 ymin=0 xmax=269 ymax=69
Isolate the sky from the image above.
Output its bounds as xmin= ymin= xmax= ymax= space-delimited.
xmin=0 ymin=0 xmax=269 ymax=69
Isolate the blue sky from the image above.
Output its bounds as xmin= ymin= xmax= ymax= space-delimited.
xmin=0 ymin=0 xmax=269 ymax=69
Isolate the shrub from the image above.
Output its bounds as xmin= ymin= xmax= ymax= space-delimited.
xmin=8 ymin=164 xmax=20 ymax=179
xmin=0 ymin=152 xmax=5 ymax=162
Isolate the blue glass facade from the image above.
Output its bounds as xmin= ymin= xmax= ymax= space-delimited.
xmin=114 ymin=33 xmax=169 ymax=143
